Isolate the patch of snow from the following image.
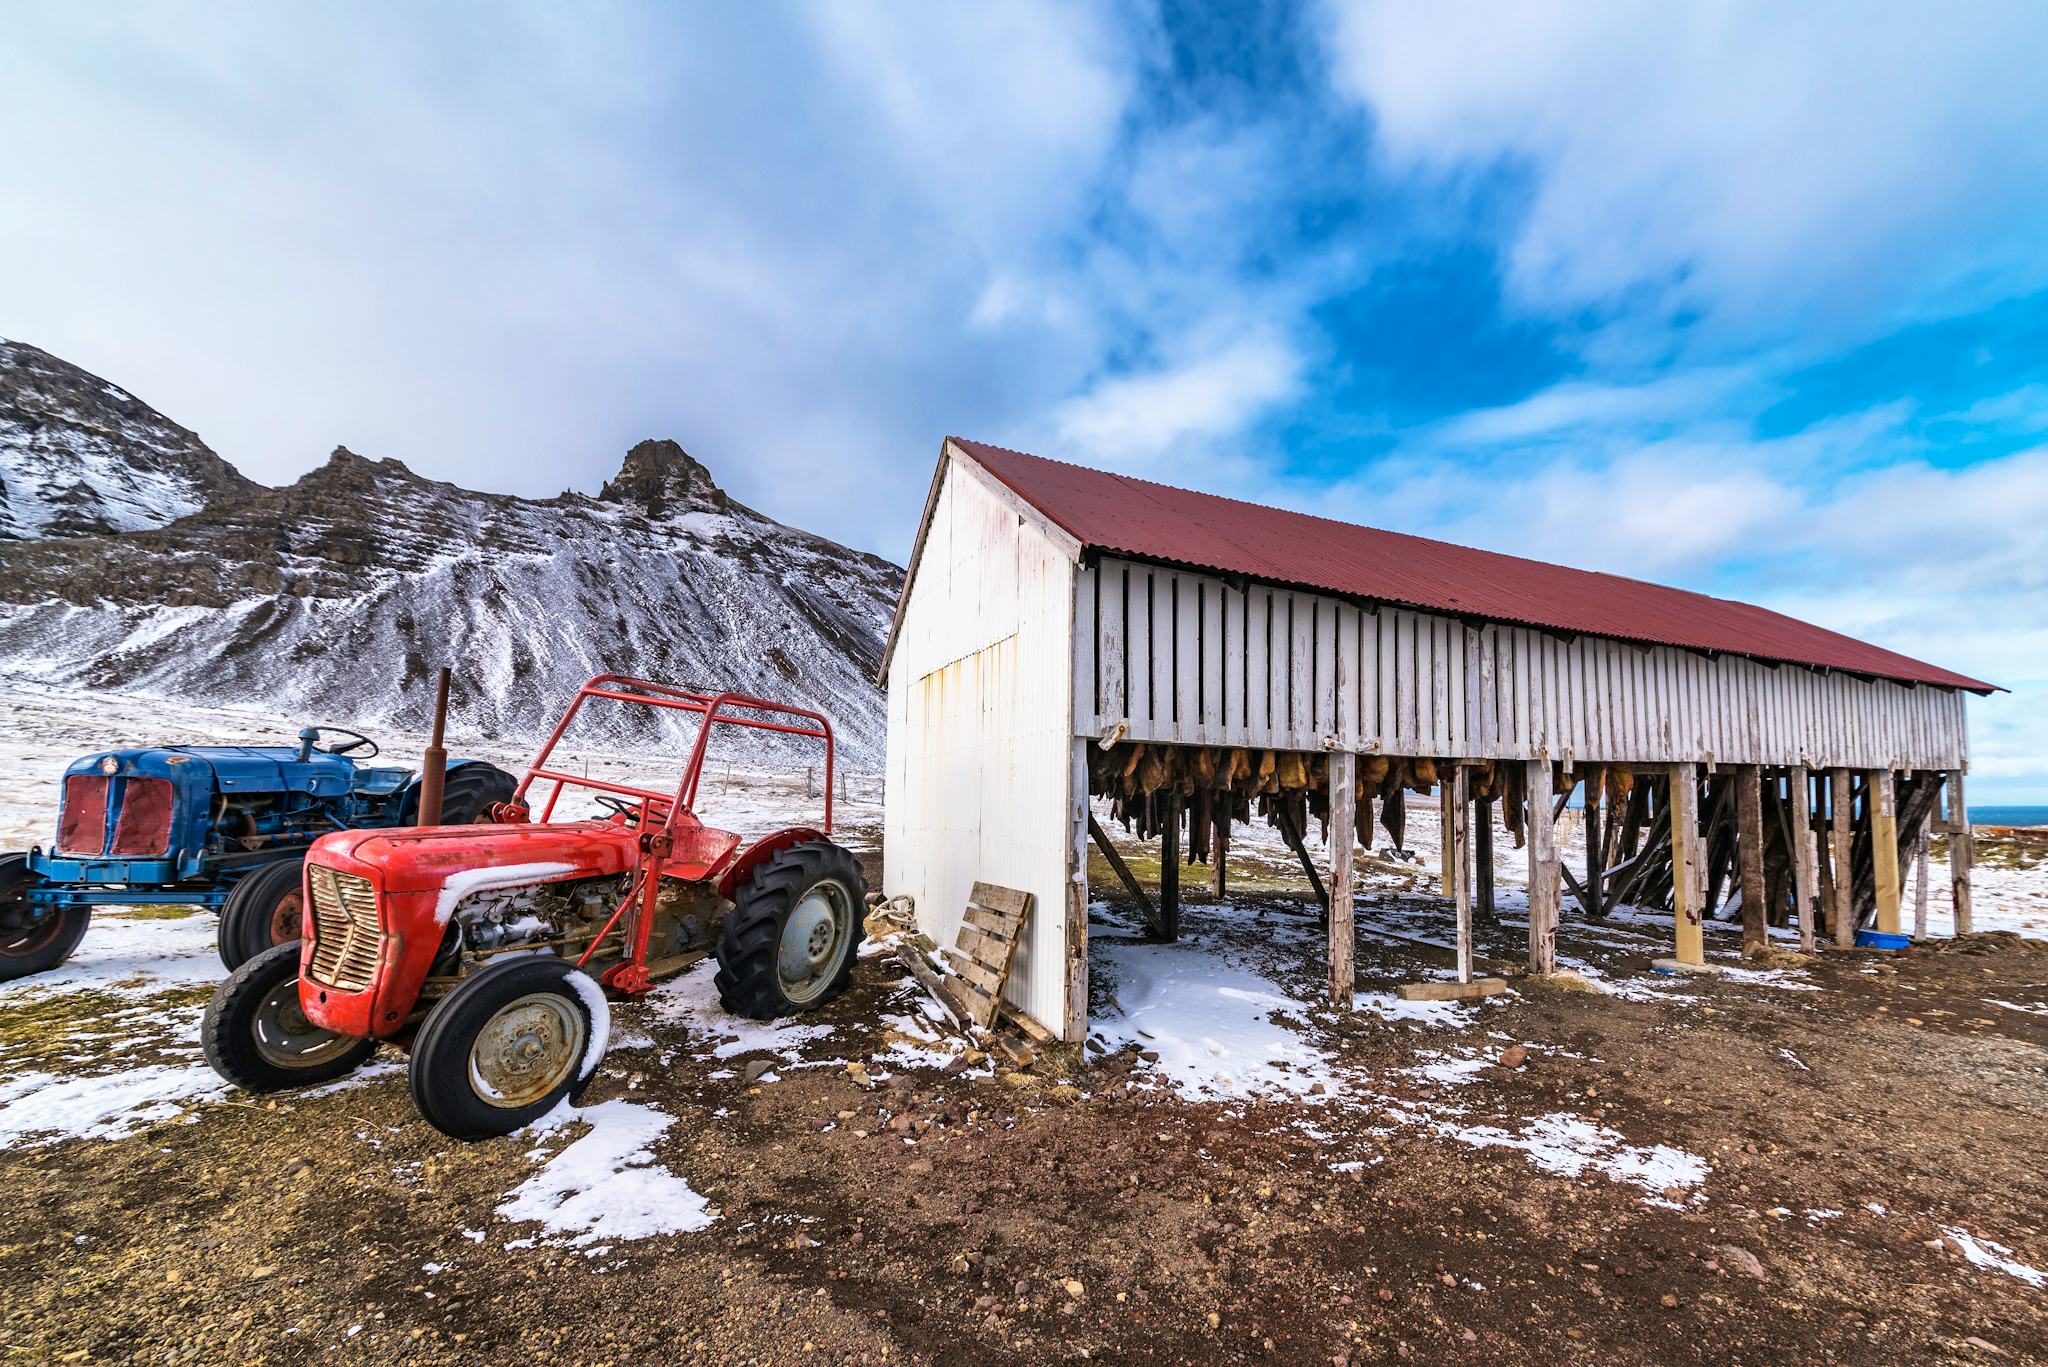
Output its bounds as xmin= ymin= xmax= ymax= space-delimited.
xmin=566 ymin=970 xmax=613 ymax=1082
xmin=1447 ymin=1112 xmax=1708 ymax=1204
xmin=0 ymin=910 xmax=221 ymax=1001
xmin=646 ymin=960 xmax=835 ymax=1061
xmin=433 ymin=863 xmax=579 ymax=927
xmin=1354 ymin=991 xmax=1483 ymax=1026
xmin=0 ymin=1063 xmax=227 ymax=1147
xmin=1941 ymin=1226 xmax=2047 ymax=1289
xmin=1411 ymin=1053 xmax=1491 ymax=1087
xmin=1092 ymin=937 xmax=1339 ymax=1101
xmin=496 ymin=1098 xmax=714 ymax=1246
xmin=1987 ymin=999 xmax=2047 ymax=1016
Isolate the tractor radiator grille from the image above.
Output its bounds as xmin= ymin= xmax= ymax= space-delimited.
xmin=306 ymin=866 xmax=383 ymax=992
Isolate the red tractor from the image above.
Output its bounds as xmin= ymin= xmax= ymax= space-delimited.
xmin=202 ymin=675 xmax=865 ymax=1140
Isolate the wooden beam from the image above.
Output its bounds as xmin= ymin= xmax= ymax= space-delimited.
xmin=1474 ymin=798 xmax=1496 ymax=922
xmin=1526 ymin=759 xmax=1558 ymax=976
xmin=1671 ymin=763 xmax=1704 ymax=966
xmin=1584 ymin=774 xmax=1607 ymax=918
xmin=1949 ymin=768 xmax=1974 ymax=936
xmin=1063 ymin=740 xmax=1090 ymax=1043
xmin=1210 ymin=800 xmax=1229 ymax=900
xmin=1087 ymin=814 xmax=1156 ymax=929
xmin=1736 ymin=765 xmax=1767 ymax=958
xmin=1276 ymin=802 xmax=1329 ymax=916
xmin=1830 ymin=768 xmax=1855 ymax=949
xmin=1439 ymin=779 xmax=1455 ymax=898
xmin=1869 ymin=769 xmax=1901 ymax=936
xmin=1790 ymin=764 xmax=1819 ymax=956
xmin=1328 ymin=751 xmax=1356 ymax=1008
xmin=1912 ymin=814 xmax=1932 ymax=940
xmin=1159 ymin=796 xmax=1182 ymax=942
xmin=1453 ymin=764 xmax=1474 ymax=983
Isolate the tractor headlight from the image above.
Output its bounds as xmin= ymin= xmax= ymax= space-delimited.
xmin=98 ymin=756 xmax=119 ymax=775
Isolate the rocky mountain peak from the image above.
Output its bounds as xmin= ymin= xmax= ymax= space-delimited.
xmin=0 ymin=338 xmax=257 ymax=539
xmin=598 ymin=438 xmax=727 ymax=513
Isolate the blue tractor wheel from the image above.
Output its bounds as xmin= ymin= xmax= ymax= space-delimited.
xmin=0 ymin=853 xmax=90 ymax=982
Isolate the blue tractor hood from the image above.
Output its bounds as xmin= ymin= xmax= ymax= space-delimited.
xmin=73 ymin=745 xmax=361 ymax=799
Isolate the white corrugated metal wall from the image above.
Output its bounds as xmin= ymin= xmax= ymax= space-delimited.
xmin=883 ymin=459 xmax=1077 ymax=1030
xmin=1074 ymin=557 xmax=1967 ymax=770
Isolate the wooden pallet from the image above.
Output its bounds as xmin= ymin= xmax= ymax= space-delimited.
xmin=937 ymin=882 xmax=1032 ymax=1029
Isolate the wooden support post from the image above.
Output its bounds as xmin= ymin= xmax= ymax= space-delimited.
xmin=1210 ymin=801 xmax=1229 ymax=900
xmin=1474 ymin=800 xmax=1496 ymax=922
xmin=1087 ymin=815 xmax=1156 ymax=930
xmin=1063 ymin=740 xmax=1090 ymax=1043
xmin=1159 ymin=797 xmax=1181 ymax=942
xmin=1439 ymin=779 xmax=1455 ymax=897
xmin=1453 ymin=764 xmax=1473 ymax=983
xmin=1830 ymin=768 xmax=1855 ymax=948
xmin=1789 ymin=765 xmax=1818 ymax=955
xmin=1670 ymin=763 xmax=1704 ymax=966
xmin=1584 ymin=775 xmax=1607 ymax=918
xmin=1948 ymin=768 xmax=1973 ymax=936
xmin=1869 ymin=769 xmax=1901 ymax=936
xmin=1736 ymin=765 xmax=1767 ymax=958
xmin=1526 ymin=759 xmax=1558 ymax=976
xmin=1912 ymin=815 xmax=1931 ymax=940
xmin=1328 ymin=752 xmax=1356 ymax=1008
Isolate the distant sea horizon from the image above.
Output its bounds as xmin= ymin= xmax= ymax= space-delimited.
xmin=1971 ymin=806 xmax=2048 ymax=828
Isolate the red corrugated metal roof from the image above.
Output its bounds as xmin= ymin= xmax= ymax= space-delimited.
xmin=951 ymin=437 xmax=1997 ymax=694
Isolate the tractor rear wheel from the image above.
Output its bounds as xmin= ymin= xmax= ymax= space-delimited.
xmin=410 ymin=762 xmax=518 ymax=827
xmin=408 ymin=955 xmax=606 ymax=1141
xmin=0 ymin=853 xmax=89 ymax=983
xmin=714 ymin=841 xmax=865 ymax=1020
xmin=216 ymin=858 xmax=306 ymax=971
xmin=203 ymin=942 xmax=376 ymax=1091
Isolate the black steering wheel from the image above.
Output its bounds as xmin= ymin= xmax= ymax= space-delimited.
xmin=308 ymin=726 xmax=379 ymax=759
xmin=593 ymin=794 xmax=643 ymax=823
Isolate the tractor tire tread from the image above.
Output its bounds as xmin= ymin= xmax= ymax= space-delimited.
xmin=0 ymin=852 xmax=90 ymax=982
xmin=202 ymin=942 xmax=375 ymax=1092
xmin=713 ymin=841 xmax=865 ymax=1021
xmin=408 ymin=954 xmax=604 ymax=1142
xmin=423 ymin=763 xmax=519 ymax=827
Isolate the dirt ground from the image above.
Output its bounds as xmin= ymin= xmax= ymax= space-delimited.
xmin=5 ymin=832 xmax=2048 ymax=1367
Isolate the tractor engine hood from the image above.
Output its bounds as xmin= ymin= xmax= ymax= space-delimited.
xmin=311 ymin=821 xmax=643 ymax=900
xmin=300 ymin=822 xmax=643 ymax=1039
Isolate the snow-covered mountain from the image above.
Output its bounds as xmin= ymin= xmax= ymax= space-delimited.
xmin=0 ymin=340 xmax=257 ymax=539
xmin=0 ymin=346 xmax=902 ymax=766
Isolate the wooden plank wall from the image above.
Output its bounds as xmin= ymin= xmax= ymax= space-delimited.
xmin=1074 ymin=557 xmax=1968 ymax=771
xmin=884 ymin=463 xmax=1078 ymax=1031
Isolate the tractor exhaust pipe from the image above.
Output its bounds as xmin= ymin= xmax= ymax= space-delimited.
xmin=417 ymin=666 xmax=451 ymax=826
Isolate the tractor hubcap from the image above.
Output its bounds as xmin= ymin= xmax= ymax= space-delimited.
xmin=252 ymin=976 xmax=361 ymax=1070
xmin=776 ymin=881 xmax=852 ymax=1006
xmin=269 ymin=891 xmax=303 ymax=947
xmin=467 ymin=994 xmax=585 ymax=1108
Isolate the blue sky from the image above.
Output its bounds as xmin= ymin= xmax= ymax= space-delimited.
xmin=5 ymin=2 xmax=2048 ymax=796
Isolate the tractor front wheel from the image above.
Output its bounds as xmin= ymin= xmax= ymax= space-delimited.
xmin=203 ymin=943 xmax=376 ymax=1091
xmin=408 ymin=956 xmax=607 ymax=1141
xmin=0 ymin=853 xmax=89 ymax=983
xmin=216 ymin=859 xmax=306 ymax=971
xmin=714 ymin=841 xmax=865 ymax=1020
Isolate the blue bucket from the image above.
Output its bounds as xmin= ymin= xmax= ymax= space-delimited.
xmin=1855 ymin=929 xmax=1910 ymax=951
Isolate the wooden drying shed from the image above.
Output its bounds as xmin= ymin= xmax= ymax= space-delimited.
xmin=879 ymin=437 xmax=1999 ymax=1042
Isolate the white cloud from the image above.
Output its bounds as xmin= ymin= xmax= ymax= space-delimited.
xmin=1322 ymin=0 xmax=2048 ymax=332
xmin=0 ymin=4 xmax=1144 ymax=560
xmin=1053 ymin=333 xmax=1304 ymax=466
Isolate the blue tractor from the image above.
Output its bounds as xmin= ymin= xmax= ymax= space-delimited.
xmin=0 ymin=726 xmax=515 ymax=981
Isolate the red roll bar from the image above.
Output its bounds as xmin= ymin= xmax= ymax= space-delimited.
xmin=512 ymin=674 xmax=835 ymax=834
